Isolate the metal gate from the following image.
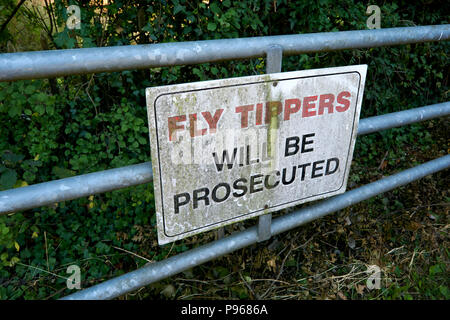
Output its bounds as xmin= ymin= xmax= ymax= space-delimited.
xmin=0 ymin=25 xmax=449 ymax=300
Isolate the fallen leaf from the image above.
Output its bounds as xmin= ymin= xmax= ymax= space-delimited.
xmin=161 ymin=284 xmax=176 ymax=298
xmin=267 ymin=258 xmax=277 ymax=272
xmin=132 ymin=234 xmax=144 ymax=242
xmin=345 ymin=216 xmax=352 ymax=226
xmin=407 ymin=221 xmax=422 ymax=231
xmin=337 ymin=291 xmax=347 ymax=300
xmin=356 ymin=284 xmax=365 ymax=295
xmin=348 ymin=237 xmax=356 ymax=249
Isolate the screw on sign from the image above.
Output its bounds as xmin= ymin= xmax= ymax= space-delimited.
xmin=146 ymin=65 xmax=367 ymax=244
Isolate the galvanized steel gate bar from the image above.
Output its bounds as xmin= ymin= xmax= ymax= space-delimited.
xmin=61 ymin=154 xmax=450 ymax=300
xmin=0 ymin=25 xmax=448 ymax=300
xmin=0 ymin=25 xmax=449 ymax=81
xmin=0 ymin=102 xmax=448 ymax=216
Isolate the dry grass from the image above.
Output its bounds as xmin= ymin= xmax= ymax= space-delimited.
xmin=126 ymin=119 xmax=449 ymax=300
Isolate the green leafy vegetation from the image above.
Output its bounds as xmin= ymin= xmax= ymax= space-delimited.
xmin=0 ymin=0 xmax=448 ymax=299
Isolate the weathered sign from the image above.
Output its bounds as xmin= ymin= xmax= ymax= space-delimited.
xmin=146 ymin=65 xmax=367 ymax=244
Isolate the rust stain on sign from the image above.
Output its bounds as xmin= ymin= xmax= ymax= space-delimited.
xmin=146 ymin=65 xmax=367 ymax=244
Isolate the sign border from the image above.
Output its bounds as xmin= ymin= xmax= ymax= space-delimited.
xmin=151 ymin=70 xmax=363 ymax=239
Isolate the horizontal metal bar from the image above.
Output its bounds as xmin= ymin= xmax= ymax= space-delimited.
xmin=358 ymin=102 xmax=450 ymax=135
xmin=62 ymin=154 xmax=450 ymax=299
xmin=0 ymin=163 xmax=152 ymax=214
xmin=1 ymin=25 xmax=449 ymax=81
xmin=0 ymin=102 xmax=448 ymax=215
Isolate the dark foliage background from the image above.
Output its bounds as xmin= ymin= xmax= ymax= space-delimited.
xmin=0 ymin=0 xmax=448 ymax=299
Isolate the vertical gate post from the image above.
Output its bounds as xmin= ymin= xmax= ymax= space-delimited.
xmin=265 ymin=45 xmax=283 ymax=74
xmin=257 ymin=45 xmax=283 ymax=243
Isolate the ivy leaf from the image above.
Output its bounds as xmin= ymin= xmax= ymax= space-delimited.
xmin=52 ymin=167 xmax=76 ymax=179
xmin=209 ymin=3 xmax=221 ymax=14
xmin=35 ymin=104 xmax=45 ymax=115
xmin=211 ymin=67 xmax=219 ymax=75
xmin=0 ymin=169 xmax=17 ymax=190
xmin=24 ymin=85 xmax=35 ymax=95
xmin=174 ymin=4 xmax=185 ymax=15
xmin=192 ymin=68 xmax=203 ymax=79
xmin=8 ymin=103 xmax=21 ymax=117
xmin=82 ymin=37 xmax=95 ymax=48
xmin=35 ymin=92 xmax=47 ymax=103
xmin=142 ymin=23 xmax=153 ymax=33
xmin=439 ymin=286 xmax=450 ymax=299
xmin=2 ymin=152 xmax=24 ymax=163
xmin=207 ymin=22 xmax=217 ymax=31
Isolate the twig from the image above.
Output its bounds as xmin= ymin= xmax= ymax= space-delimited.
xmin=44 ymin=231 xmax=49 ymax=272
xmin=239 ymin=272 xmax=257 ymax=299
xmin=112 ymin=246 xmax=153 ymax=263
xmin=0 ymin=0 xmax=27 ymax=35
xmin=387 ymin=245 xmax=405 ymax=255
xmin=17 ymin=262 xmax=68 ymax=281
xmin=260 ymin=244 xmax=295 ymax=299
xmin=175 ymin=278 xmax=212 ymax=285
xmin=85 ymin=83 xmax=98 ymax=116
xmin=377 ymin=150 xmax=389 ymax=170
xmin=164 ymin=242 xmax=176 ymax=260
xmin=408 ymin=249 xmax=417 ymax=270
xmin=44 ymin=287 xmax=67 ymax=300
xmin=240 ymin=278 xmax=292 ymax=285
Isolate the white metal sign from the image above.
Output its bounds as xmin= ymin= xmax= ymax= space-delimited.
xmin=146 ymin=65 xmax=367 ymax=244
